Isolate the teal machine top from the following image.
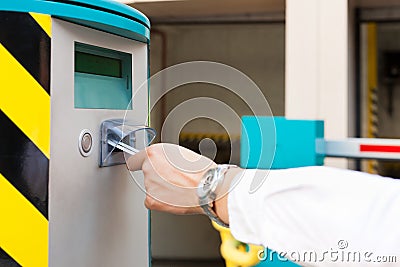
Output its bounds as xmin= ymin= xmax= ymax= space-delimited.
xmin=0 ymin=0 xmax=150 ymax=42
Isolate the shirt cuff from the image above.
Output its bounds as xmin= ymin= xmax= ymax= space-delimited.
xmin=228 ymin=168 xmax=264 ymax=245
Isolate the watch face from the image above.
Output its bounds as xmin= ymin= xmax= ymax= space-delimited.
xmin=197 ymin=169 xmax=215 ymax=198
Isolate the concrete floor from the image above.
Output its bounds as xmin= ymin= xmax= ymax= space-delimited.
xmin=152 ymin=259 xmax=225 ymax=267
xmin=0 ymin=258 xmax=225 ymax=267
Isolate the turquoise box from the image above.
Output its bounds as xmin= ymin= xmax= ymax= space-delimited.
xmin=241 ymin=116 xmax=325 ymax=169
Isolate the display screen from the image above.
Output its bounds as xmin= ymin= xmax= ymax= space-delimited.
xmin=74 ymin=43 xmax=132 ymax=110
xmin=75 ymin=52 xmax=122 ymax=78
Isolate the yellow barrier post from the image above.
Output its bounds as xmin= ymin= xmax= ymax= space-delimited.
xmin=212 ymin=221 xmax=263 ymax=267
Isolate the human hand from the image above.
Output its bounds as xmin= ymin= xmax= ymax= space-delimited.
xmin=127 ymin=143 xmax=217 ymax=215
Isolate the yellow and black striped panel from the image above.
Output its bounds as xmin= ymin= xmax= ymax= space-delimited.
xmin=0 ymin=11 xmax=51 ymax=267
xmin=0 ymin=247 xmax=21 ymax=267
xmin=0 ymin=11 xmax=50 ymax=93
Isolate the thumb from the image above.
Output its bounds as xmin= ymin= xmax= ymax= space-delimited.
xmin=127 ymin=149 xmax=147 ymax=171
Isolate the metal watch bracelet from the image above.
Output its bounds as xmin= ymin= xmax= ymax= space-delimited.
xmin=197 ymin=164 xmax=237 ymax=228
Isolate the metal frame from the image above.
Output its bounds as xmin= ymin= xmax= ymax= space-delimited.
xmin=359 ymin=7 xmax=400 ymax=23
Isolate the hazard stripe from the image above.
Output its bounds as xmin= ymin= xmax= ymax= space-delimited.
xmin=0 ymin=173 xmax=48 ymax=267
xmin=29 ymin=12 xmax=52 ymax=37
xmin=0 ymin=43 xmax=51 ymax=158
xmin=0 ymin=11 xmax=50 ymax=267
xmin=0 ymin=110 xmax=49 ymax=218
xmin=366 ymin=23 xmax=378 ymax=174
xmin=0 ymin=11 xmax=50 ymax=94
xmin=0 ymin=247 xmax=21 ymax=267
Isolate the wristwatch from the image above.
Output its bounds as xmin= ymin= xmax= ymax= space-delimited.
xmin=197 ymin=164 xmax=237 ymax=228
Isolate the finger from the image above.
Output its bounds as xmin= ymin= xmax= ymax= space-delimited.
xmin=127 ymin=149 xmax=148 ymax=171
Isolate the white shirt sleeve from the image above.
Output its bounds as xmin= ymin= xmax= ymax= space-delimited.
xmin=228 ymin=166 xmax=400 ymax=266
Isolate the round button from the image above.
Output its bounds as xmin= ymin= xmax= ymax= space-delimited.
xmin=78 ymin=129 xmax=93 ymax=157
xmin=81 ymin=133 xmax=92 ymax=153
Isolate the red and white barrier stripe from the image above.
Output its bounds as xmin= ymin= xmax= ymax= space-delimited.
xmin=317 ymin=138 xmax=400 ymax=160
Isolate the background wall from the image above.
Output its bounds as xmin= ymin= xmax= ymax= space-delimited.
xmin=149 ymin=23 xmax=285 ymax=259
xmin=360 ymin=22 xmax=400 ymax=177
xmin=376 ymin=23 xmax=400 ymax=138
xmin=150 ymin=24 xmax=285 ymax=139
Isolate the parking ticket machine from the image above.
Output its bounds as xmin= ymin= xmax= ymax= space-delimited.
xmin=0 ymin=1 xmax=153 ymax=266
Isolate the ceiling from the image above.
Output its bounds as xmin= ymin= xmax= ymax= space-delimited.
xmin=129 ymin=0 xmax=400 ymax=24
xmin=130 ymin=0 xmax=285 ymax=22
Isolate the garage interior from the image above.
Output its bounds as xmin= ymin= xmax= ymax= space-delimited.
xmin=124 ymin=0 xmax=400 ymax=266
